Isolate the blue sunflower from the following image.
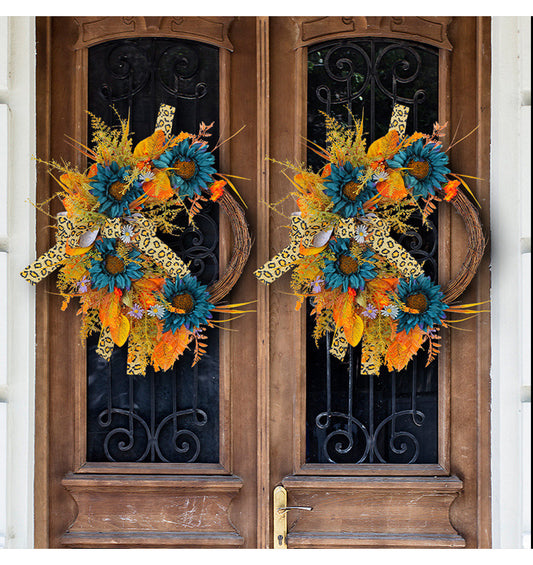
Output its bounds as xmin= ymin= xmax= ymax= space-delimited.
xmin=152 ymin=138 xmax=217 ymax=199
xmin=323 ymin=162 xmax=378 ymax=218
xmin=89 ymin=161 xmax=144 ymax=218
xmin=386 ymin=139 xmax=450 ymax=199
xmin=88 ymin=238 xmax=143 ymax=293
xmin=393 ymin=274 xmax=448 ymax=334
xmin=322 ymin=238 xmax=377 ymax=293
xmin=160 ymin=275 xmax=215 ymax=333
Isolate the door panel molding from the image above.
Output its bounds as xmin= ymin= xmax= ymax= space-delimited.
xmin=60 ymin=474 xmax=244 ymax=547
xmin=73 ymin=16 xmax=235 ymax=51
xmin=291 ymin=16 xmax=452 ymax=50
xmin=282 ymin=476 xmax=465 ymax=548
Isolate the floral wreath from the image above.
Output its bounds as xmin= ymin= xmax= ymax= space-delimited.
xmin=255 ymin=104 xmax=487 ymax=375
xmin=22 ymin=104 xmax=252 ymax=375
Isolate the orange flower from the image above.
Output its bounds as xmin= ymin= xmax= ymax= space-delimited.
xmin=321 ymin=163 xmax=332 ymax=178
xmin=209 ymin=179 xmax=226 ymax=201
xmin=442 ymin=180 xmax=460 ymax=201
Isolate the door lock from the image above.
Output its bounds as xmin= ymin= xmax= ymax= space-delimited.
xmin=273 ymin=485 xmax=313 ymax=548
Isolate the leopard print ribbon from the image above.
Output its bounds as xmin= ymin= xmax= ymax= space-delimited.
xmin=130 ymin=217 xmax=190 ymax=279
xmin=20 ymin=214 xmax=85 ymax=285
xmin=338 ymin=216 xmax=423 ymax=278
xmin=388 ymin=103 xmax=409 ymax=137
xmin=154 ymin=104 xmax=176 ymax=139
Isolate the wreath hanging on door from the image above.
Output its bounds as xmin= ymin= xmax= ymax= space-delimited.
xmin=255 ymin=105 xmax=487 ymax=375
xmin=21 ymin=105 xmax=252 ymax=375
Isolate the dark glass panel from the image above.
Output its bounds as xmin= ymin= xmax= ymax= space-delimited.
xmin=306 ymin=39 xmax=439 ymax=464
xmin=86 ymin=38 xmax=220 ymax=463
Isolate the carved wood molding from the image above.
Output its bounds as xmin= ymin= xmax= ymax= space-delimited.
xmin=60 ymin=473 xmax=244 ymax=547
xmin=291 ymin=16 xmax=453 ymax=50
xmin=74 ymin=16 xmax=235 ymax=51
xmin=282 ymin=475 xmax=465 ymax=548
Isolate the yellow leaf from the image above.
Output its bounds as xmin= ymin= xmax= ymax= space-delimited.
xmin=133 ymin=130 xmax=166 ymax=160
xmin=65 ymin=242 xmax=94 ymax=256
xmin=109 ymin=314 xmax=130 ymax=347
xmin=299 ymin=242 xmax=328 ymax=256
xmin=344 ymin=314 xmax=364 ymax=347
xmin=367 ymin=130 xmax=400 ymax=161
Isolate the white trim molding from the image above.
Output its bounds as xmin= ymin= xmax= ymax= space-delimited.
xmin=0 ymin=16 xmax=36 ymax=549
xmin=490 ymin=15 xmax=531 ymax=550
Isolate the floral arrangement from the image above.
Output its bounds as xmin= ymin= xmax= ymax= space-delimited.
xmin=22 ymin=106 xmax=251 ymax=375
xmin=255 ymin=105 xmax=486 ymax=375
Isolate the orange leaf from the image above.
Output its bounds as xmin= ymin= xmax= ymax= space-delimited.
xmin=152 ymin=327 xmax=192 ymax=372
xmin=366 ymin=277 xmax=399 ymax=309
xmin=376 ymin=170 xmax=408 ymax=200
xmin=385 ymin=326 xmax=426 ymax=371
xmin=99 ymin=291 xmax=121 ymax=329
xmin=142 ymin=169 xmax=173 ymax=200
xmin=321 ymin=163 xmax=332 ymax=178
xmin=443 ymin=179 xmax=460 ymax=201
xmin=332 ymin=292 xmax=354 ymax=329
xmin=209 ymin=179 xmax=226 ymax=201
xmin=133 ymin=130 xmax=166 ymax=160
xmin=135 ymin=277 xmax=165 ymax=293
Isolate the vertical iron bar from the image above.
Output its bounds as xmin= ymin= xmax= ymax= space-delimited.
xmin=347 ymin=345 xmax=353 ymax=440
xmin=326 ymin=332 xmax=332 ymax=424
xmin=150 ymin=371 xmax=156 ymax=461
xmin=369 ymin=373 xmax=375 ymax=463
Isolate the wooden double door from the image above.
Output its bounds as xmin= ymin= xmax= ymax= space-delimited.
xmin=34 ymin=16 xmax=491 ymax=548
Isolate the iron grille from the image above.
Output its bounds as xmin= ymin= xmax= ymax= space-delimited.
xmin=306 ymin=38 xmax=440 ymax=464
xmin=86 ymin=38 xmax=220 ymax=463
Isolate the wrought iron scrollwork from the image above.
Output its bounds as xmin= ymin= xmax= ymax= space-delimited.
xmin=307 ymin=38 xmax=439 ymax=164
xmin=89 ymin=37 xmax=219 ymax=147
xmin=306 ymin=38 xmax=439 ymax=465
xmin=86 ymin=37 xmax=221 ymax=464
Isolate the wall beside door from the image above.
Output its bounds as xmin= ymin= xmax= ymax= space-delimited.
xmin=490 ymin=15 xmax=531 ymax=550
xmin=0 ymin=15 xmax=36 ymax=549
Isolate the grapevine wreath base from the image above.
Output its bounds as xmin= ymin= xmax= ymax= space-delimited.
xmin=255 ymin=104 xmax=486 ymax=375
xmin=22 ymin=104 xmax=252 ymax=375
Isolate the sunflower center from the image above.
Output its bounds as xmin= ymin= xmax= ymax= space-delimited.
xmin=342 ymin=180 xmax=361 ymax=201
xmin=406 ymin=159 xmax=430 ymax=180
xmin=108 ymin=181 xmax=128 ymax=201
xmin=173 ymin=159 xmax=196 ymax=180
xmin=104 ymin=255 xmax=125 ymax=275
xmin=172 ymin=293 xmax=194 ymax=314
xmin=405 ymin=292 xmax=428 ymax=313
xmin=338 ymin=255 xmax=359 ymax=275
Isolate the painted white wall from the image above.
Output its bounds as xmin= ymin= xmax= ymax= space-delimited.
xmin=0 ymin=16 xmax=36 ymax=549
xmin=490 ymin=15 xmax=531 ymax=550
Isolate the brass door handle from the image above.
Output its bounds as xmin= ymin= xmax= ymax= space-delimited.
xmin=273 ymin=486 xmax=313 ymax=548
xmin=276 ymin=506 xmax=313 ymax=515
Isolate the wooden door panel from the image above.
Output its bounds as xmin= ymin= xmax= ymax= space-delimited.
xmin=267 ymin=16 xmax=491 ymax=548
xmin=35 ymin=16 xmax=260 ymax=548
